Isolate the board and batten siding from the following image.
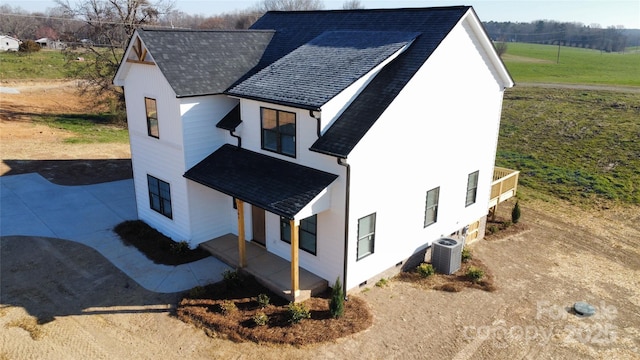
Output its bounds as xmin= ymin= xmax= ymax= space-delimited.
xmin=123 ymin=63 xmax=193 ymax=242
xmin=344 ymin=17 xmax=509 ymax=291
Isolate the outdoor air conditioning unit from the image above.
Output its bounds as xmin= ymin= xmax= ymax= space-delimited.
xmin=431 ymin=237 xmax=463 ymax=275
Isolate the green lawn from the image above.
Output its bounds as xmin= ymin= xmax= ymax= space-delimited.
xmin=32 ymin=113 xmax=129 ymax=144
xmin=503 ymin=42 xmax=640 ymax=87
xmin=497 ymin=86 xmax=640 ymax=205
xmin=0 ymin=50 xmax=71 ymax=79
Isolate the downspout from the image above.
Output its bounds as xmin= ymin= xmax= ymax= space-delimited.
xmin=309 ymin=110 xmax=321 ymax=138
xmin=337 ymin=157 xmax=350 ymax=301
xmin=229 ymin=130 xmax=241 ymax=148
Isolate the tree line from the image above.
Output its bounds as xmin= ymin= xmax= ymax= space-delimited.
xmin=484 ymin=20 xmax=630 ymax=53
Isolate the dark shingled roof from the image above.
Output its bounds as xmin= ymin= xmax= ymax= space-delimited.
xmin=216 ymin=104 xmax=241 ymax=130
xmin=226 ymin=30 xmax=420 ymax=110
xmin=183 ymin=144 xmax=338 ymax=219
xmin=137 ymin=29 xmax=274 ymax=97
xmin=246 ymin=7 xmax=471 ymax=157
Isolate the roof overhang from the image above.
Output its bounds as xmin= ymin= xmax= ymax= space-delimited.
xmin=184 ymin=144 xmax=339 ymax=220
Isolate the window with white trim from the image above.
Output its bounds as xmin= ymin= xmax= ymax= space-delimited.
xmin=357 ymin=213 xmax=376 ymax=260
xmin=424 ymin=187 xmax=440 ymax=227
xmin=466 ymin=171 xmax=479 ymax=207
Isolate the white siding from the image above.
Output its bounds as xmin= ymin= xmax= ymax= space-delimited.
xmin=123 ymin=63 xmax=192 ymax=241
xmin=344 ymin=18 xmax=507 ymax=290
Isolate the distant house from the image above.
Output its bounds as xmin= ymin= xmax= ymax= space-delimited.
xmin=35 ymin=38 xmax=65 ymax=49
xmin=114 ymin=6 xmax=516 ymax=301
xmin=0 ymin=35 xmax=20 ymax=51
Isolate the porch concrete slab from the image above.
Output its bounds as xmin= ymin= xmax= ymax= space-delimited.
xmin=1 ymin=173 xmax=230 ymax=294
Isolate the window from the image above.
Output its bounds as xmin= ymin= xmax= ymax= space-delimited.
xmin=281 ymin=215 xmax=317 ymax=255
xmin=147 ymin=175 xmax=172 ymax=218
xmin=424 ymin=187 xmax=440 ymax=227
xmin=145 ymin=97 xmax=159 ymax=138
xmin=261 ymin=108 xmax=296 ymax=157
xmin=357 ymin=213 xmax=376 ymax=260
xmin=466 ymin=171 xmax=479 ymax=206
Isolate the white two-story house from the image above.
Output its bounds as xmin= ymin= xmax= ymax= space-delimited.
xmin=114 ymin=6 xmax=514 ymax=301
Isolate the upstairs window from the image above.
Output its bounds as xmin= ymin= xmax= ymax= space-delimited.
xmin=466 ymin=171 xmax=479 ymax=207
xmin=148 ymin=175 xmax=172 ymax=218
xmin=357 ymin=213 xmax=376 ymax=260
xmin=281 ymin=215 xmax=317 ymax=255
xmin=145 ymin=97 xmax=159 ymax=138
xmin=261 ymin=108 xmax=296 ymax=157
xmin=424 ymin=187 xmax=440 ymax=227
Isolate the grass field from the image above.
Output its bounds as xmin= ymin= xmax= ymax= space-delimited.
xmin=502 ymin=42 xmax=640 ymax=86
xmin=0 ymin=50 xmax=71 ymax=79
xmin=498 ymin=86 xmax=640 ymax=205
xmin=32 ymin=113 xmax=129 ymax=144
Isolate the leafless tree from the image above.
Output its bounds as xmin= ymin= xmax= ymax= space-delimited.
xmin=255 ymin=0 xmax=324 ymax=12
xmin=342 ymin=0 xmax=364 ymax=9
xmin=54 ymin=0 xmax=174 ymax=116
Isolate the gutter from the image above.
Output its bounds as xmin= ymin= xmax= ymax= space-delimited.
xmin=337 ymin=157 xmax=350 ymax=301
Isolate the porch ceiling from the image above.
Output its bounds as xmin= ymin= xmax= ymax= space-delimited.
xmin=184 ymin=144 xmax=339 ymax=220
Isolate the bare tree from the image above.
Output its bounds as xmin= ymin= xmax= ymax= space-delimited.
xmin=255 ymin=0 xmax=324 ymax=12
xmin=54 ymin=0 xmax=174 ymax=116
xmin=342 ymin=0 xmax=364 ymax=9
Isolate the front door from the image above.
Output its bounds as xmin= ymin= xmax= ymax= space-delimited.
xmin=252 ymin=206 xmax=266 ymax=247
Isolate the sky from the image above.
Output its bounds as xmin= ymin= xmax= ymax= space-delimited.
xmin=2 ymin=0 xmax=639 ymax=29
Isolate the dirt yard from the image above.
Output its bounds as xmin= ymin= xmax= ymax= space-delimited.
xmin=1 ymin=81 xmax=639 ymax=359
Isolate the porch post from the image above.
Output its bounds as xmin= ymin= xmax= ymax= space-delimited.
xmin=236 ymin=198 xmax=246 ymax=268
xmin=290 ymin=219 xmax=300 ymax=300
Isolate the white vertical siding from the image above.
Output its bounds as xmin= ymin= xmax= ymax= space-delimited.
xmin=344 ymin=18 xmax=507 ymax=290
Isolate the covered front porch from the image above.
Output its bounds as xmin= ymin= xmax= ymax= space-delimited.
xmin=199 ymin=234 xmax=328 ymax=302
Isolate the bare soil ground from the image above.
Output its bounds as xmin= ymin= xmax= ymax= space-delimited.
xmin=1 ymin=81 xmax=639 ymax=359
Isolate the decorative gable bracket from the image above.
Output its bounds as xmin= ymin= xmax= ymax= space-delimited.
xmin=127 ymin=37 xmax=154 ymax=65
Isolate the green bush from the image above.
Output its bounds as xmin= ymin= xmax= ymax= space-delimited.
xmin=329 ymin=277 xmax=345 ymax=319
xmin=257 ymin=293 xmax=270 ymax=308
xmin=170 ymin=240 xmax=190 ymax=255
xmin=511 ymin=201 xmax=521 ymax=224
xmin=287 ymin=302 xmax=311 ymax=324
xmin=417 ymin=263 xmax=435 ymax=278
xmin=188 ymin=286 xmax=206 ymax=298
xmin=488 ymin=225 xmax=499 ymax=234
xmin=375 ymin=278 xmax=388 ymax=287
xmin=220 ymin=300 xmax=237 ymax=315
xmin=461 ymin=247 xmax=472 ymax=263
xmin=222 ymin=269 xmax=242 ymax=288
xmin=253 ymin=311 xmax=269 ymax=326
xmin=467 ymin=266 xmax=485 ymax=283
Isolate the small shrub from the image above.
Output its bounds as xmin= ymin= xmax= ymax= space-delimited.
xmin=502 ymin=220 xmax=513 ymax=229
xmin=287 ymin=302 xmax=311 ymax=324
xmin=222 ymin=269 xmax=242 ymax=288
xmin=188 ymin=286 xmax=206 ymax=298
xmin=375 ymin=278 xmax=388 ymax=287
xmin=512 ymin=201 xmax=521 ymax=224
xmin=467 ymin=266 xmax=485 ymax=283
xmin=257 ymin=293 xmax=270 ymax=308
xmin=488 ymin=225 xmax=499 ymax=234
xmin=461 ymin=247 xmax=472 ymax=263
xmin=253 ymin=311 xmax=269 ymax=326
xmin=329 ymin=277 xmax=345 ymax=319
xmin=416 ymin=263 xmax=435 ymax=278
xmin=219 ymin=300 xmax=237 ymax=315
xmin=19 ymin=40 xmax=41 ymax=53
xmin=170 ymin=240 xmax=190 ymax=255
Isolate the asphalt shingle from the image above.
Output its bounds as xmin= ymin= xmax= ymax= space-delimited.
xmin=183 ymin=144 xmax=338 ymax=219
xmin=226 ymin=30 xmax=420 ymax=110
xmin=137 ymin=29 xmax=274 ymax=97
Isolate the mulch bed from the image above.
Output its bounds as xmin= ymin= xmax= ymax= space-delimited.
xmin=176 ymin=275 xmax=373 ymax=346
xmin=397 ymin=257 xmax=497 ymax=293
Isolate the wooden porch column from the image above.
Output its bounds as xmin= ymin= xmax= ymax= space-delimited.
xmin=236 ymin=198 xmax=246 ymax=268
xmin=290 ymin=219 xmax=300 ymax=300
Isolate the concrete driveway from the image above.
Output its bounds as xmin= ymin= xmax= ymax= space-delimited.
xmin=0 ymin=173 xmax=230 ymax=293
